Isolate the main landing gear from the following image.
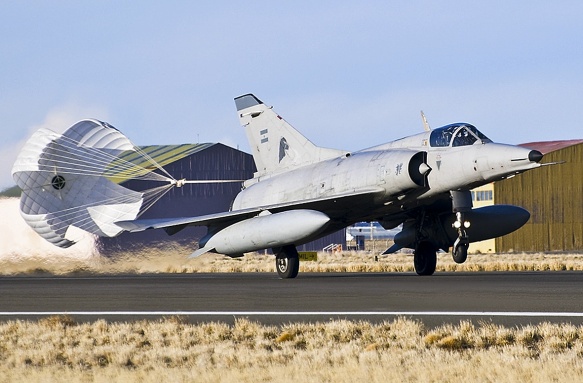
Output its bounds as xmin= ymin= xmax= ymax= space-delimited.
xmin=274 ymin=245 xmax=299 ymax=279
xmin=414 ymin=241 xmax=437 ymax=276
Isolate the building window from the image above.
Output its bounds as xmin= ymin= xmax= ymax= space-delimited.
xmin=471 ymin=190 xmax=493 ymax=201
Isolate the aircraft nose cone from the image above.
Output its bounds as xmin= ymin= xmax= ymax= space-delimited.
xmin=528 ymin=150 xmax=543 ymax=163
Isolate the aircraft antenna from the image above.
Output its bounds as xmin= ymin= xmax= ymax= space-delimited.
xmin=420 ymin=111 xmax=431 ymax=132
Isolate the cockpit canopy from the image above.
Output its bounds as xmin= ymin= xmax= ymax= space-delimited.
xmin=429 ymin=123 xmax=491 ymax=147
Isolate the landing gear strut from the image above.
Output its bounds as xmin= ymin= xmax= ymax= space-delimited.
xmin=452 ymin=212 xmax=469 ymax=264
xmin=414 ymin=241 xmax=437 ymax=276
xmin=274 ymin=245 xmax=299 ymax=279
xmin=450 ymin=191 xmax=472 ymax=264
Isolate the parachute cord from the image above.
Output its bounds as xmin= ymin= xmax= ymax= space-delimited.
xmin=131 ymin=145 xmax=176 ymax=182
xmin=43 ymin=184 xmax=174 ymax=234
xmin=137 ymin=184 xmax=175 ymax=218
xmin=40 ymin=190 xmax=142 ymax=221
xmin=42 ymin=138 xmax=171 ymax=182
xmin=48 ymin=129 xmax=174 ymax=183
xmin=44 ymin=195 xmax=143 ymax=234
xmin=44 ymin=146 xmax=171 ymax=181
xmin=179 ymin=179 xmax=245 ymax=184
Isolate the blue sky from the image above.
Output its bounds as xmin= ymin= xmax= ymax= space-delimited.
xmin=2 ymin=1 xmax=582 ymax=189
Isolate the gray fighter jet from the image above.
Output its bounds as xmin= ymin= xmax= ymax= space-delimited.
xmin=118 ymin=94 xmax=549 ymax=278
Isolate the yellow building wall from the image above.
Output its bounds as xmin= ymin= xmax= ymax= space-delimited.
xmin=494 ymin=144 xmax=583 ymax=252
xmin=470 ymin=183 xmax=496 ymax=253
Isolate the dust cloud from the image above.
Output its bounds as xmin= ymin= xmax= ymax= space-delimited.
xmin=0 ymin=198 xmax=98 ymax=260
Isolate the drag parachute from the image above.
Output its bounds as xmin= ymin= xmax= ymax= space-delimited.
xmin=11 ymin=119 xmax=176 ymax=248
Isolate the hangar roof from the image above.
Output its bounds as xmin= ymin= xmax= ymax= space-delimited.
xmin=519 ymin=139 xmax=583 ymax=155
xmin=120 ymin=143 xmax=215 ymax=167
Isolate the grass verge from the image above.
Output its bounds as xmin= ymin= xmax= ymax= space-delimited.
xmin=1 ymin=316 xmax=582 ymax=382
xmin=2 ymin=247 xmax=583 ymax=275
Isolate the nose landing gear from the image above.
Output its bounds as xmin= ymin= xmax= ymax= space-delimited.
xmin=450 ymin=191 xmax=472 ymax=264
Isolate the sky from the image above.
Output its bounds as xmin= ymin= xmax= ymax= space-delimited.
xmin=1 ymin=1 xmax=582 ymax=189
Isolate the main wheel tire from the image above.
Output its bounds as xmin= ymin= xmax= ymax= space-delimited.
xmin=275 ymin=245 xmax=300 ymax=279
xmin=414 ymin=241 xmax=437 ymax=276
xmin=452 ymin=243 xmax=468 ymax=264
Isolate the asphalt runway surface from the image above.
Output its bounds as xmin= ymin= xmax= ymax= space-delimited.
xmin=1 ymin=271 xmax=582 ymax=327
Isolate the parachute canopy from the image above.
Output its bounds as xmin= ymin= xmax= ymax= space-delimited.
xmin=12 ymin=119 xmax=175 ymax=248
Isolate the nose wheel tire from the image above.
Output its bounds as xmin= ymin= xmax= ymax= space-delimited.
xmin=275 ymin=245 xmax=300 ymax=279
xmin=414 ymin=241 xmax=437 ymax=276
xmin=452 ymin=243 xmax=468 ymax=264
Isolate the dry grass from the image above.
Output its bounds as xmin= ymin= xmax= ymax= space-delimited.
xmin=1 ymin=316 xmax=582 ymax=382
xmin=2 ymin=246 xmax=583 ymax=276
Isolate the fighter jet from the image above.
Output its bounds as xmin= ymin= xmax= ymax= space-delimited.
xmin=12 ymin=94 xmax=551 ymax=278
xmin=115 ymin=94 xmax=549 ymax=277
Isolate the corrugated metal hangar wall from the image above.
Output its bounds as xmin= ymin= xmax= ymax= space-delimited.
xmin=99 ymin=143 xmax=346 ymax=254
xmin=495 ymin=140 xmax=583 ymax=252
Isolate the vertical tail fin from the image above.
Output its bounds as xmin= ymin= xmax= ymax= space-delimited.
xmin=235 ymin=94 xmax=344 ymax=176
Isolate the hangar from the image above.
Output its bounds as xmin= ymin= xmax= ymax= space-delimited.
xmin=495 ymin=139 xmax=583 ymax=252
xmin=99 ymin=143 xmax=346 ymax=254
xmin=471 ymin=139 xmax=583 ymax=253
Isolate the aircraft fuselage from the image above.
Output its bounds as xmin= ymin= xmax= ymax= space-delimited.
xmin=233 ymin=128 xmax=541 ymax=227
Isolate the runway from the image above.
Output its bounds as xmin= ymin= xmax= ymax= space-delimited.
xmin=1 ymin=272 xmax=582 ymax=326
